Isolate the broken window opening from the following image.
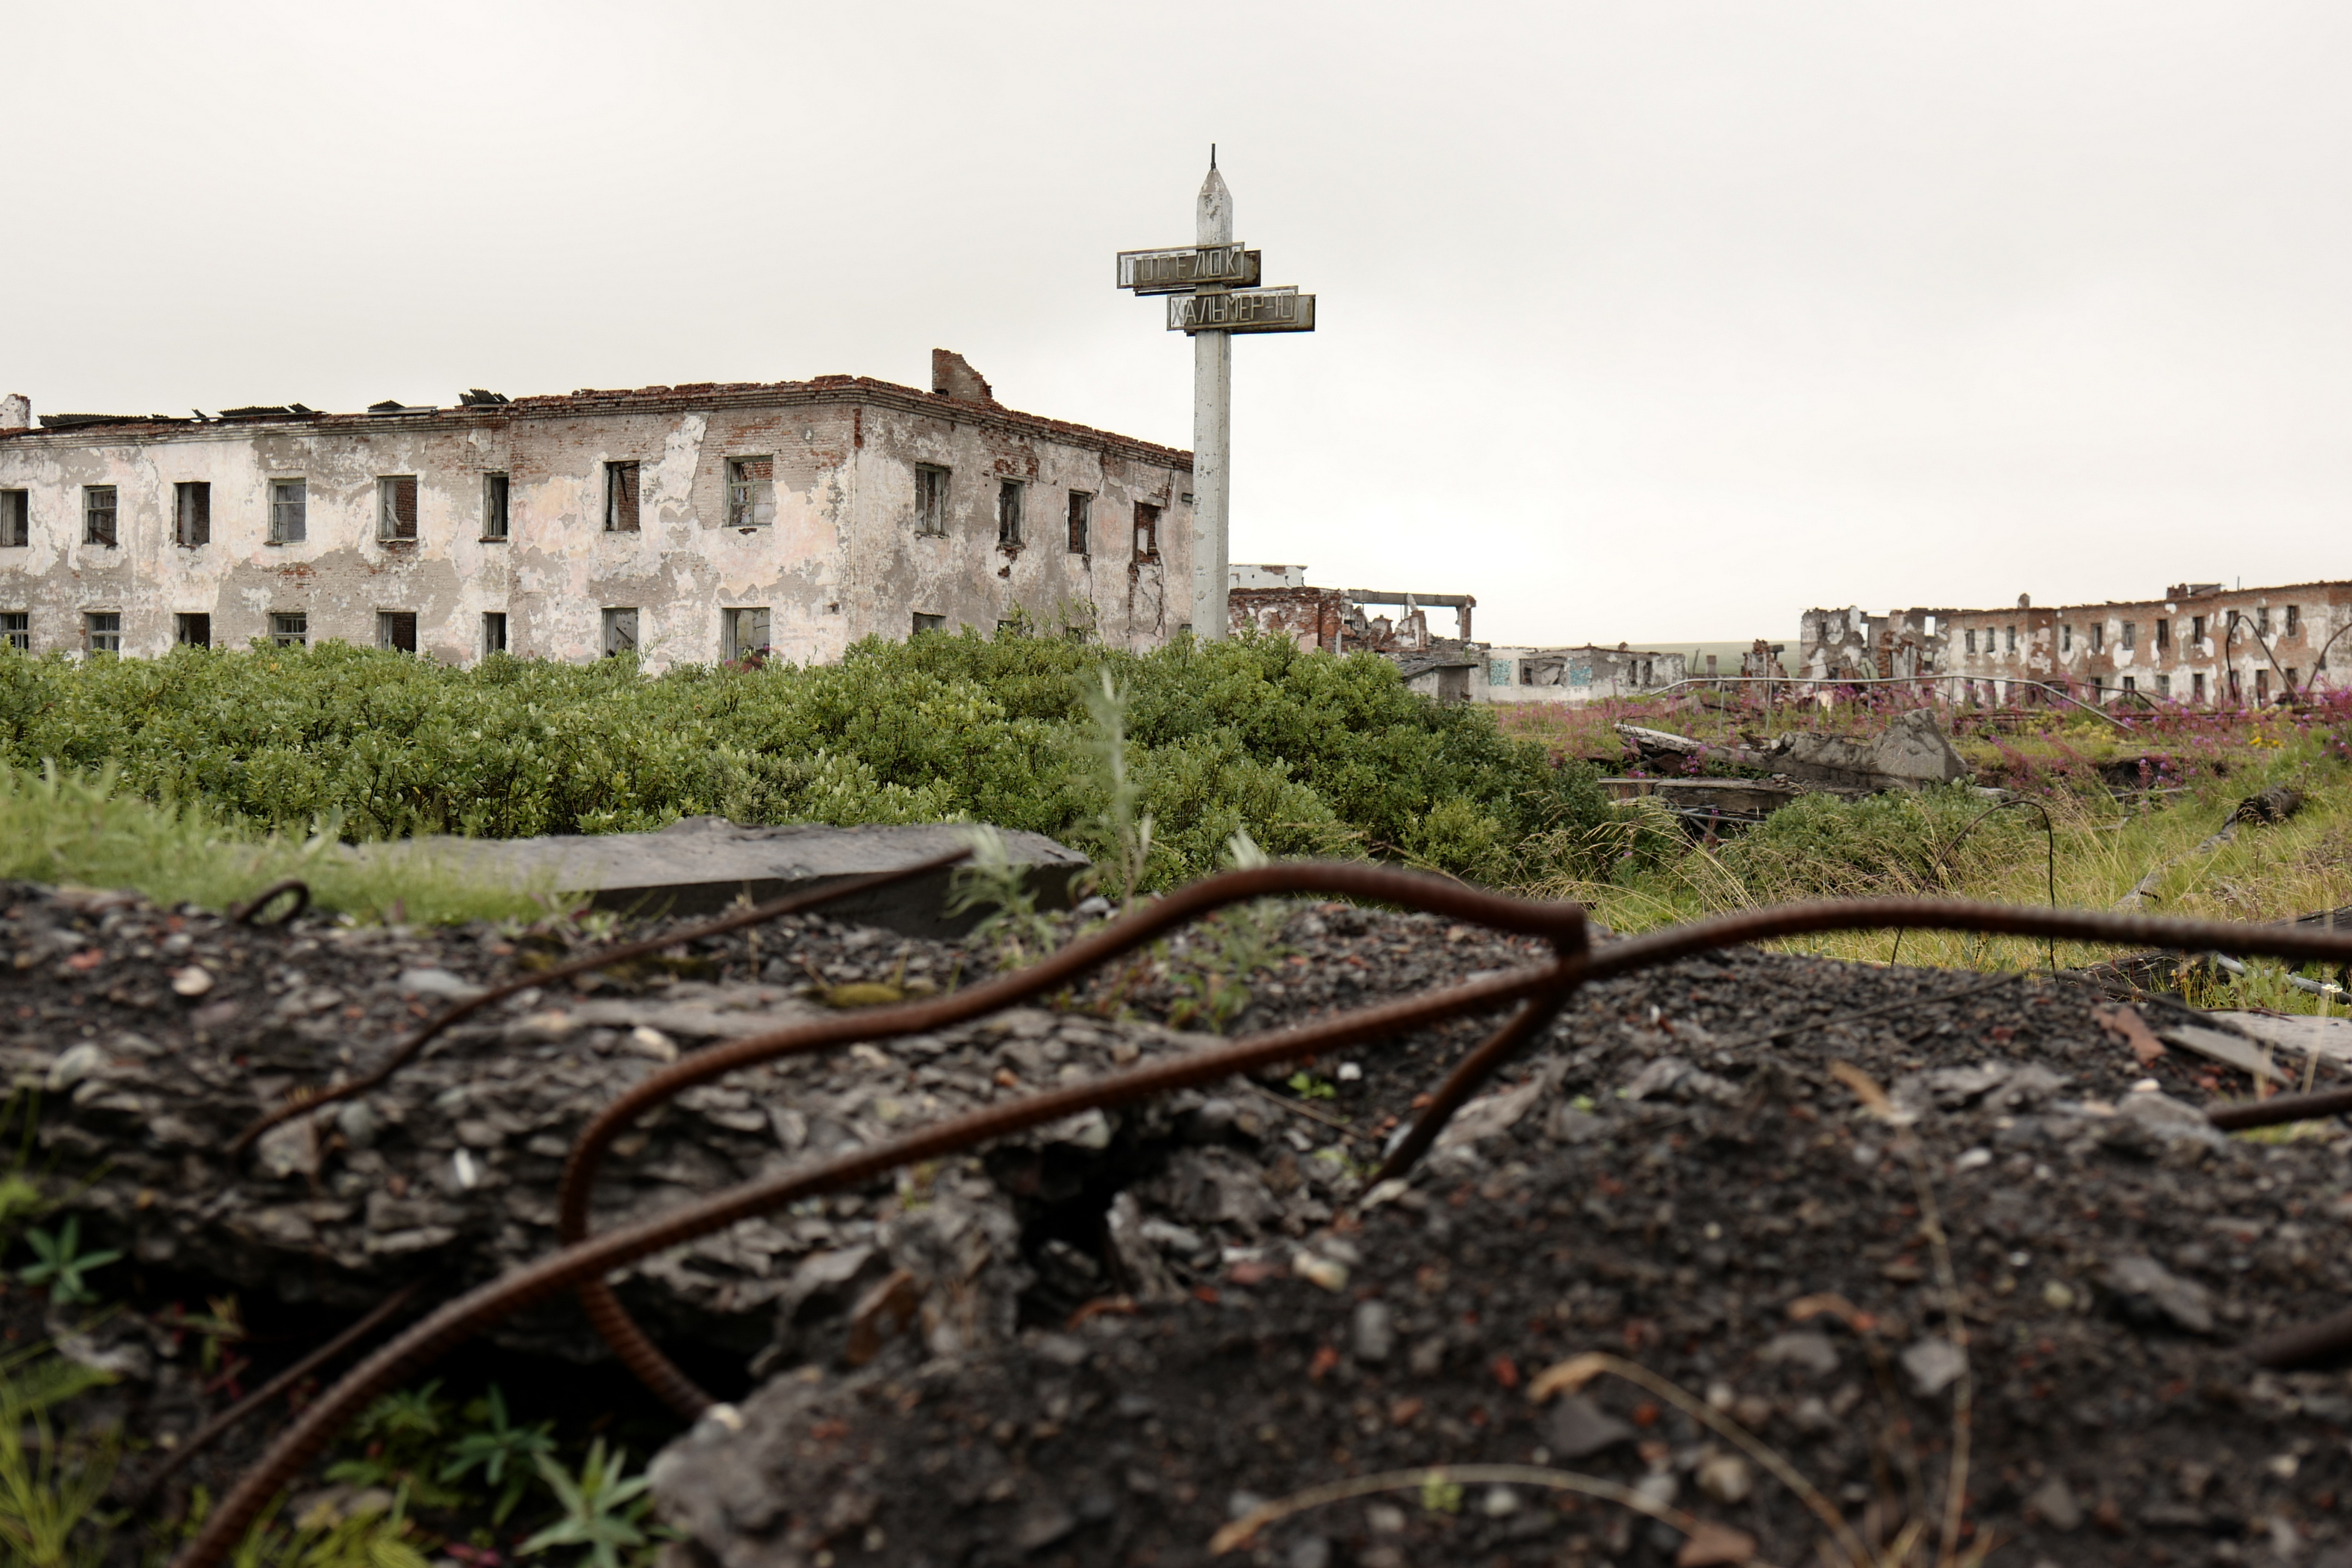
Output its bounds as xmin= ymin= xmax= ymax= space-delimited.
xmin=1067 ymin=491 xmax=1092 ymax=554
xmin=1964 ymin=629 xmax=1976 ymax=654
xmin=482 ymin=612 xmax=508 ymax=657
xmin=2191 ymin=615 xmax=2206 ymax=644
xmin=2155 ymin=618 xmax=2169 ymax=651
xmin=2256 ymin=667 xmax=2271 ymax=701
xmin=913 ymin=466 xmax=950 ymax=535
xmin=1133 ymin=502 xmax=1160 ymax=559
xmin=722 ymin=606 xmax=771 ymax=662
xmin=2156 ymin=673 xmax=2172 ymax=698
xmin=0 ymin=612 xmax=26 ymax=653
xmin=83 ymin=487 xmax=117 ymax=547
xmin=2227 ymin=667 xmax=2242 ymax=702
xmin=2121 ymin=621 xmax=2136 ymax=651
xmin=84 ymin=612 xmax=121 ymax=655
xmin=997 ymin=481 xmax=1024 ymax=547
xmin=379 ymin=476 xmax=419 ymax=541
xmin=2192 ymin=671 xmax=2207 ymax=703
xmin=727 ymin=458 xmax=776 ymax=529
xmin=174 ymin=482 xmax=211 ymax=548
xmin=270 ymin=612 xmax=308 ymax=647
xmin=605 ymin=463 xmax=641 ymax=532
xmin=2286 ymin=667 xmax=2300 ymax=694
xmin=269 ymin=480 xmax=307 ymax=543
xmin=2060 ymin=623 xmax=2071 ymax=653
xmin=174 ymin=613 xmax=211 ymax=648
xmin=377 ymin=612 xmax=418 ymax=653
xmin=2003 ymin=625 xmax=2016 ymax=653
xmin=2286 ymin=605 xmax=2302 ymax=638
xmin=2256 ymin=607 xmax=2271 ymax=636
xmin=2122 ymin=676 xmax=2137 ymax=694
xmin=601 ymin=607 xmax=639 ymax=657
xmin=2090 ymin=623 xmax=2105 ymax=654
xmin=0 ymin=491 xmax=25 ymax=549
xmin=910 ymin=612 xmax=945 ymax=636
xmin=483 ymin=473 xmax=510 ymax=541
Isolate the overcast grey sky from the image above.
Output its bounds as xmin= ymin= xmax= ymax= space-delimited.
xmin=8 ymin=2 xmax=2348 ymax=647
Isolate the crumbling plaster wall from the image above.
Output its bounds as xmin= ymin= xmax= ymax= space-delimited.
xmin=0 ymin=381 xmax=1196 ymax=668
xmin=1945 ymin=584 xmax=2352 ymax=703
xmin=841 ymin=404 xmax=1190 ymax=652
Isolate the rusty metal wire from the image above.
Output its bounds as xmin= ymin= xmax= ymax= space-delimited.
xmin=172 ymin=879 xmax=2352 ymax=1568
xmin=226 ymin=879 xmax=310 ymax=927
xmin=228 ymin=849 xmax=972 ymax=1154
xmin=556 ymin=864 xmax=1589 ymax=1416
xmin=136 ymin=1275 xmax=432 ymax=1497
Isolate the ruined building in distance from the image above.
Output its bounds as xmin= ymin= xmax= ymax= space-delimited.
xmin=0 ymin=352 xmax=1195 ymax=668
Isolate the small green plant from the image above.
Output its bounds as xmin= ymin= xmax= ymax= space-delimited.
xmin=326 ymin=1381 xmax=462 ymax=1509
xmin=946 ymin=826 xmax=1060 ymax=970
xmin=1165 ymin=831 xmax=1292 ymax=1032
xmin=440 ymin=1385 xmax=557 ymax=1526
xmin=520 ymin=1440 xmax=655 ymax=1568
xmin=1080 ymin=668 xmax=1157 ymax=908
xmin=225 ymin=1487 xmax=432 ymax=1568
xmin=1418 ymin=1473 xmax=1464 ymax=1514
xmin=0 ymin=1345 xmax=119 ymax=1568
xmin=1285 ymin=1071 xmax=1337 ymax=1101
xmin=18 ymin=1218 xmax=119 ymax=1305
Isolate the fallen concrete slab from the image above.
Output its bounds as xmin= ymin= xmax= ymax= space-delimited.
xmin=389 ymin=818 xmax=1091 ymax=936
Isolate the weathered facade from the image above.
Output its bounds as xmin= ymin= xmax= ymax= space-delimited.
xmin=1477 ymin=644 xmax=1687 ymax=705
xmin=1223 ymin=570 xmax=1484 ymax=699
xmin=1799 ymin=582 xmax=2352 ymax=706
xmin=0 ymin=352 xmax=1194 ymax=668
xmin=1941 ymin=582 xmax=2352 ymax=706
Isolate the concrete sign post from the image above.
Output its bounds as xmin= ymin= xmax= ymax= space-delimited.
xmin=1117 ymin=155 xmax=1315 ymax=642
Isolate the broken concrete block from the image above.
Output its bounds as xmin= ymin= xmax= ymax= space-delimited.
xmin=1764 ymin=709 xmax=1970 ymax=791
xmin=384 ymin=818 xmax=1089 ymax=936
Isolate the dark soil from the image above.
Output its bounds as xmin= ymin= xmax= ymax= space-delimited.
xmin=8 ymin=880 xmax=2352 ymax=1567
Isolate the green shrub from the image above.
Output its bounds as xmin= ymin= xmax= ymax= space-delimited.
xmin=0 ymin=633 xmax=1618 ymax=892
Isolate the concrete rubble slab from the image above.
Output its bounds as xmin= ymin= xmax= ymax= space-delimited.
xmin=393 ymin=818 xmax=1091 ymax=937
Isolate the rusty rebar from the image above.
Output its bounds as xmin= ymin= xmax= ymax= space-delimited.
xmin=2207 ymin=1086 xmax=2352 ymax=1132
xmin=229 ymin=848 xmax=973 ymax=1154
xmin=176 ymin=886 xmax=2352 ymax=1568
xmin=172 ymin=953 xmax=1572 ymax=1568
xmin=227 ymin=879 xmax=309 ymax=927
xmin=558 ymin=863 xmax=1590 ymax=1416
xmin=137 ymin=1275 xmax=432 ymax=1497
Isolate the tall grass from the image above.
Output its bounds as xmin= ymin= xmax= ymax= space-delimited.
xmin=1535 ymin=724 xmax=2352 ymax=1001
xmin=0 ymin=764 xmax=554 ymax=925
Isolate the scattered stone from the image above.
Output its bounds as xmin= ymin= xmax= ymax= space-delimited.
xmin=1758 ymin=1332 xmax=1839 ymax=1378
xmin=2027 ymin=1475 xmax=2084 ymax=1533
xmin=1547 ymin=1395 xmax=1635 ymax=1459
xmin=1352 ymin=1300 xmax=1394 ymax=1363
xmin=2104 ymin=1254 xmax=2215 ymax=1334
xmin=1900 ymin=1336 xmax=1967 ymax=1398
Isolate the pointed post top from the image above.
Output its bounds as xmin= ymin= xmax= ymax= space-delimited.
xmin=1197 ymin=160 xmax=1232 ymax=246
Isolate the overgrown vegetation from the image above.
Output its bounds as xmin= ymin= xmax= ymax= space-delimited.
xmin=1535 ymin=693 xmax=2352 ymax=996
xmin=0 ymin=632 xmax=1620 ymax=897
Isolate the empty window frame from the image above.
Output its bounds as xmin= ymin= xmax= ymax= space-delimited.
xmin=2256 ymin=668 xmax=2271 ymax=701
xmin=996 ymin=481 xmax=1024 ymax=547
xmin=0 ymin=491 xmax=28 ymax=547
xmin=2192 ymin=671 xmax=2207 ymax=702
xmin=2191 ymin=615 xmax=2206 ymax=644
xmin=2122 ymin=676 xmax=2137 ymax=694
xmin=1133 ymin=502 xmax=1160 ymax=558
xmin=605 ymin=463 xmax=641 ymax=532
xmin=2287 ymin=605 xmax=2302 ymax=638
xmin=913 ymin=466 xmax=950 ymax=535
xmin=1964 ymin=629 xmax=1976 ymax=654
xmin=722 ymin=606 xmax=771 ymax=661
xmin=84 ymin=486 xmax=117 ymax=547
xmin=2090 ymin=623 xmax=2105 ymax=653
xmin=482 ymin=473 xmax=511 ymax=541
xmin=727 ymin=458 xmax=775 ymax=529
xmin=2286 ymin=668 xmax=2301 ymax=694
xmin=1066 ymin=491 xmax=1092 ymax=553
xmin=379 ymin=476 xmax=419 ymax=541
xmin=269 ymin=480 xmax=308 ymax=543
xmin=2228 ymin=667 xmax=2242 ymax=702
xmin=174 ymin=613 xmax=211 ymax=648
xmin=2156 ymin=673 xmax=2172 ymax=697
xmin=270 ymin=612 xmax=308 ymax=647
xmin=1 ymin=612 xmax=27 ymax=652
xmin=2059 ymin=623 xmax=2071 ymax=653
xmin=377 ymin=612 xmax=418 ymax=653
xmin=482 ymin=612 xmax=508 ymax=656
xmin=2156 ymin=618 xmax=2170 ymax=651
xmin=601 ymin=607 xmax=639 ymax=656
xmin=2121 ymin=621 xmax=2136 ymax=651
xmin=2256 ymin=607 xmax=2272 ymax=636
xmin=85 ymin=612 xmax=122 ymax=653
xmin=910 ymin=612 xmax=945 ymax=636
xmin=173 ymin=482 xmax=211 ymax=547
xmin=2003 ymin=625 xmax=2016 ymax=653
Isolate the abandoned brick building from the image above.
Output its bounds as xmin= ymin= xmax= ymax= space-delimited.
xmin=1801 ymin=581 xmax=2352 ymax=705
xmin=0 ymin=352 xmax=1193 ymax=668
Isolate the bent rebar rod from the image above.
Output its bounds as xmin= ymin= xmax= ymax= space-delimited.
xmin=556 ymin=862 xmax=1590 ymax=1416
xmin=231 ymin=848 xmax=973 ymax=1154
